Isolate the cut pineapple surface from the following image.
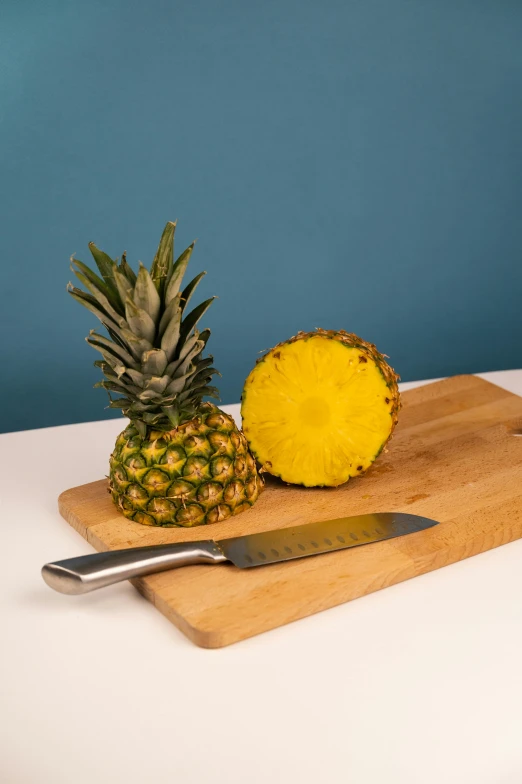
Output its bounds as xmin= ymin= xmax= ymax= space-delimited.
xmin=241 ymin=330 xmax=400 ymax=487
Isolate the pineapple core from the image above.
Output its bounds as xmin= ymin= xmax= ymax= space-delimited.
xmin=241 ymin=333 xmax=398 ymax=487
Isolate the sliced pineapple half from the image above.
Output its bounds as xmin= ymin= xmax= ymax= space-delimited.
xmin=241 ymin=329 xmax=400 ymax=487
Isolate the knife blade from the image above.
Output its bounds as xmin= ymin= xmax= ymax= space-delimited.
xmin=42 ymin=512 xmax=439 ymax=595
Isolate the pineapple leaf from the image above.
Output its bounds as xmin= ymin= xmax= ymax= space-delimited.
xmin=165 ymin=374 xmax=189 ymax=395
xmin=138 ymin=390 xmax=161 ymax=402
xmin=119 ymin=252 xmax=137 ymax=285
xmin=134 ymin=419 xmax=147 ymax=438
xmin=165 ymin=243 xmax=194 ymax=305
xmin=125 ymin=368 xmax=145 ymax=387
xmin=119 ymin=327 xmax=153 ymax=359
xmin=138 ymin=376 xmax=170 ymax=399
xmin=178 ymin=297 xmax=215 ymax=348
xmin=177 ymin=383 xmax=220 ymax=403
xmin=93 ymin=361 xmax=125 ymax=381
xmin=172 ymin=345 xmax=204 ymax=381
xmin=107 ymin=398 xmax=131 ymax=410
xmin=123 ymin=404 xmax=154 ymax=418
xmin=204 ymin=386 xmax=221 ymax=400
xmin=144 ymin=375 xmax=170 ymax=393
xmin=93 ymin=357 xmax=126 ymax=378
xmin=107 ymin=326 xmax=128 ymax=349
xmin=190 ymin=366 xmax=220 ymax=387
xmin=88 ymin=242 xmax=119 ymax=295
xmin=95 ymin=353 xmax=126 ymax=377
xmin=70 ymin=257 xmax=123 ymax=314
xmin=141 ymin=412 xmax=163 ymax=424
xmin=124 ymin=296 xmax=156 ymax=344
xmin=134 ymin=264 xmax=161 ymax=324
xmin=180 ymin=271 xmax=206 ymax=313
xmin=173 ymin=334 xmax=203 ymax=376
xmin=155 ymin=394 xmax=177 ymax=407
xmin=193 ymin=356 xmax=214 ymax=372
xmin=95 ymin=379 xmax=139 ymax=396
xmin=112 ymin=380 xmax=144 ymax=397
xmin=87 ymin=332 xmax=138 ymax=369
xmin=198 ymin=328 xmax=211 ymax=346
xmin=158 ymin=294 xmax=181 ymax=338
xmin=150 ymin=221 xmax=176 ymax=295
xmin=161 ymin=405 xmax=181 ymax=428
xmin=141 ymin=349 xmax=168 ymax=376
xmin=164 ymin=362 xmax=205 ymax=395
xmin=71 ymin=269 xmax=127 ymax=329
xmin=68 ymin=286 xmax=122 ymax=334
xmin=69 ymin=286 xmax=148 ymax=361
xmin=113 ymin=268 xmax=133 ymax=305
xmin=160 ymin=298 xmax=182 ymax=361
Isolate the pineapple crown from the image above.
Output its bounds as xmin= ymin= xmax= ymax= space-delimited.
xmin=68 ymin=221 xmax=220 ymax=435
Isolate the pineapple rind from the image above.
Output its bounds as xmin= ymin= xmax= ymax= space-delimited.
xmin=110 ymin=403 xmax=263 ymax=526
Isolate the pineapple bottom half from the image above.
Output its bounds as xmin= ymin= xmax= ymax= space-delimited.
xmin=241 ymin=330 xmax=400 ymax=487
xmin=109 ymin=403 xmax=263 ymax=527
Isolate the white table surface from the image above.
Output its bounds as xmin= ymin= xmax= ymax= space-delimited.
xmin=2 ymin=369 xmax=522 ymax=784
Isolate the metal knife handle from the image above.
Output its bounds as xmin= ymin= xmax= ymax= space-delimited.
xmin=41 ymin=540 xmax=226 ymax=595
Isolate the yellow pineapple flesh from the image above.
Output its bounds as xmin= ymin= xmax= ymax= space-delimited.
xmin=241 ymin=330 xmax=400 ymax=487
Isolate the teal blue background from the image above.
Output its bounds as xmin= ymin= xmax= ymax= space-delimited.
xmin=1 ymin=0 xmax=522 ymax=433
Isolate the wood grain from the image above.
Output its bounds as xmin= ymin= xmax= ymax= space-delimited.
xmin=58 ymin=375 xmax=522 ymax=648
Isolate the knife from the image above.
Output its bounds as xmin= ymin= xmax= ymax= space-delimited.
xmin=42 ymin=512 xmax=438 ymax=595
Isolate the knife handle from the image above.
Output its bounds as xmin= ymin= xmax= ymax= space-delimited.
xmin=41 ymin=541 xmax=227 ymax=595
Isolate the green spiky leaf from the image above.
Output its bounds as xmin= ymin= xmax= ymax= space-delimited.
xmin=68 ymin=286 xmax=122 ymax=333
xmin=178 ymin=297 xmax=215 ymax=348
xmin=180 ymin=271 xmax=206 ymax=313
xmin=125 ymin=368 xmax=145 ymax=387
xmin=134 ymin=264 xmax=161 ymax=324
xmin=141 ymin=349 xmax=168 ymax=376
xmin=113 ymin=268 xmax=133 ymax=306
xmin=158 ymin=295 xmax=180 ymax=337
xmin=160 ymin=297 xmax=182 ymax=361
xmin=119 ymin=252 xmax=137 ymax=285
xmin=71 ymin=269 xmax=127 ymax=328
xmin=124 ymin=296 xmax=156 ymax=344
xmin=88 ymin=242 xmax=119 ymax=295
xmin=87 ymin=332 xmax=138 ymax=369
xmin=70 ymin=257 xmax=123 ymax=314
xmin=150 ymin=221 xmax=176 ymax=294
xmin=165 ymin=243 xmax=194 ymax=305
xmin=69 ymin=222 xmax=221 ymax=431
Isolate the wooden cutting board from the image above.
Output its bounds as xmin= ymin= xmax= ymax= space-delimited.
xmin=59 ymin=375 xmax=522 ymax=648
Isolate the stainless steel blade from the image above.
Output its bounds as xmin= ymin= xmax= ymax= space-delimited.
xmin=217 ymin=512 xmax=439 ymax=568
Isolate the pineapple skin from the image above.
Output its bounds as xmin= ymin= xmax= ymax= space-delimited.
xmin=241 ymin=329 xmax=401 ymax=488
xmin=109 ymin=403 xmax=263 ymax=527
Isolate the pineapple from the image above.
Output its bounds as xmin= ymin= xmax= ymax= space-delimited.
xmin=241 ymin=329 xmax=400 ymax=487
xmin=68 ymin=221 xmax=263 ymax=526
